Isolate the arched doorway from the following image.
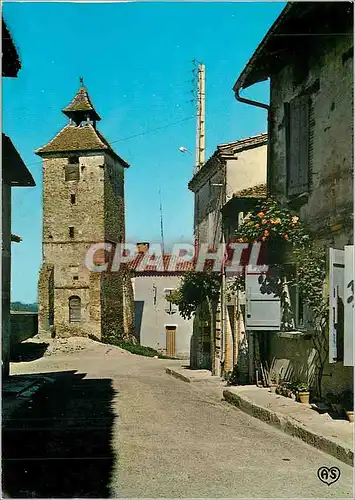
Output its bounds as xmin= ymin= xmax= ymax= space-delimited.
xmin=69 ymin=296 xmax=81 ymax=323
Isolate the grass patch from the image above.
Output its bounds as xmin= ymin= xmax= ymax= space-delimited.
xmin=89 ymin=335 xmax=176 ymax=359
xmin=115 ymin=341 xmax=175 ymax=359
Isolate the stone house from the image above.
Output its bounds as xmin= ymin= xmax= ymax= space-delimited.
xmin=188 ymin=135 xmax=268 ymax=374
xmin=232 ymin=1 xmax=353 ymax=395
xmin=35 ymin=81 xmax=134 ymax=341
xmin=129 ymin=245 xmax=194 ymax=358
xmin=2 ymin=19 xmax=36 ymax=377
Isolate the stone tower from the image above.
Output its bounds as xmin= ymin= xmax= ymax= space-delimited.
xmin=36 ymin=80 xmax=133 ymax=340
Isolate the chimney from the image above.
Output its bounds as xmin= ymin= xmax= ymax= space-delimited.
xmin=136 ymin=242 xmax=150 ymax=254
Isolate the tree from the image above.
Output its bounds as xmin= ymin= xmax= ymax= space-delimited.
xmin=168 ymin=271 xmax=221 ymax=372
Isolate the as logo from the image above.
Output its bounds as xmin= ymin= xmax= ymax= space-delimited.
xmin=317 ymin=466 xmax=341 ymax=486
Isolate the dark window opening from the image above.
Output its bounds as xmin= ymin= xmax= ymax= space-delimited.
xmin=285 ymin=94 xmax=310 ymax=196
xmin=65 ymin=163 xmax=79 ymax=181
xmin=69 ymin=226 xmax=74 ymax=238
xmin=71 ymin=194 xmax=76 ymax=204
xmin=69 ymin=296 xmax=81 ymax=323
xmin=68 ymin=156 xmax=79 ymax=164
xmin=73 ymin=275 xmax=79 ymax=281
xmin=342 ymin=47 xmax=353 ymax=65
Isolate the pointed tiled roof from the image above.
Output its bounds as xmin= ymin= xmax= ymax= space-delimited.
xmin=35 ymin=123 xmax=129 ymax=167
xmin=62 ymin=84 xmax=101 ymax=122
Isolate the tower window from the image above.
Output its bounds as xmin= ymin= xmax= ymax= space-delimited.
xmin=68 ymin=155 xmax=79 ymax=164
xmin=73 ymin=275 xmax=79 ymax=281
xmin=69 ymin=226 xmax=75 ymax=238
xmin=69 ymin=295 xmax=81 ymax=323
xmin=65 ymin=157 xmax=79 ymax=181
xmin=71 ymin=194 xmax=76 ymax=204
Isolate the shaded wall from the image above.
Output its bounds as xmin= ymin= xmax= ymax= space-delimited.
xmin=10 ymin=312 xmax=38 ymax=345
xmin=2 ymin=182 xmax=11 ymax=377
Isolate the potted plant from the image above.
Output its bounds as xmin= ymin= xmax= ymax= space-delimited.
xmin=269 ymin=374 xmax=278 ymax=393
xmin=297 ymin=382 xmax=310 ymax=404
xmin=341 ymin=390 xmax=354 ymax=422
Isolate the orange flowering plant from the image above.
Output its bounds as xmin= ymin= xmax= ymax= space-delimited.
xmin=234 ymin=196 xmax=329 ymax=398
xmin=236 ymin=197 xmax=306 ymax=246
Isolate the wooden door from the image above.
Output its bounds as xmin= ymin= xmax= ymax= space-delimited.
xmin=165 ymin=326 xmax=176 ymax=357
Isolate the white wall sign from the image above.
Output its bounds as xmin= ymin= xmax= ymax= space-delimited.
xmin=344 ymin=245 xmax=354 ymax=367
xmin=329 ymin=248 xmax=345 ymax=363
xmin=245 ymin=267 xmax=281 ymax=331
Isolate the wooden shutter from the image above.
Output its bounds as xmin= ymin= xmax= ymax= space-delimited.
xmin=245 ymin=268 xmax=281 ymax=330
xmin=344 ymin=245 xmax=354 ymax=366
xmin=286 ymin=94 xmax=310 ymax=196
xmin=65 ymin=164 xmax=79 ymax=181
xmin=329 ymin=248 xmax=345 ymax=363
xmin=69 ymin=296 xmax=81 ymax=323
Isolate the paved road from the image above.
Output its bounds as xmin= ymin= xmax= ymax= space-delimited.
xmin=4 ymin=340 xmax=353 ymax=498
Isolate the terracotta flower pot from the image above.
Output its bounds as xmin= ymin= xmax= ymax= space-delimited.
xmin=298 ymin=391 xmax=310 ymax=404
xmin=346 ymin=411 xmax=354 ymax=423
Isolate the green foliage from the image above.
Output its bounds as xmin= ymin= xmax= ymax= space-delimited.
xmin=167 ymin=271 xmax=221 ymax=319
xmin=91 ymin=334 xmax=174 ymax=359
xmin=234 ymin=197 xmax=329 ymax=398
xmin=10 ymin=302 xmax=38 ymax=312
xmin=114 ymin=341 xmax=174 ymax=359
xmin=234 ymin=196 xmax=328 ymax=327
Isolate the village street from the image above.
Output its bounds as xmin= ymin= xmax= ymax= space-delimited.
xmin=3 ymin=338 xmax=353 ymax=498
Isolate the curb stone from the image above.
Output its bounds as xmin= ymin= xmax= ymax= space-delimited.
xmin=165 ymin=367 xmax=222 ymax=384
xmin=223 ymin=388 xmax=354 ymax=467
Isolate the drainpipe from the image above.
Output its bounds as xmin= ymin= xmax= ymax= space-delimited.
xmin=234 ymin=85 xmax=270 ymax=111
xmin=220 ymin=159 xmax=227 ymax=374
xmin=235 ymin=85 xmax=271 ymax=193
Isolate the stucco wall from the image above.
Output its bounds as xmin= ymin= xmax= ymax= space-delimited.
xmin=133 ymin=275 xmax=193 ymax=358
xmin=225 ymin=145 xmax=267 ymax=201
xmin=195 ymin=146 xmax=267 ymax=247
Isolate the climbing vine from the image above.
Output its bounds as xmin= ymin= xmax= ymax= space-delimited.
xmin=233 ymin=197 xmax=329 ymax=398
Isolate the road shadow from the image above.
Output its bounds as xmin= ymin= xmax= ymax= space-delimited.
xmin=2 ymin=370 xmax=117 ymax=498
xmin=10 ymin=341 xmax=49 ymax=362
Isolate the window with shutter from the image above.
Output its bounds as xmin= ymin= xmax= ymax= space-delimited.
xmin=285 ymin=94 xmax=310 ymax=196
xmin=69 ymin=296 xmax=81 ymax=323
xmin=65 ymin=163 xmax=79 ymax=181
xmin=164 ymin=288 xmax=177 ymax=315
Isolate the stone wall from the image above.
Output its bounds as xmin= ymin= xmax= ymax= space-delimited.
xmin=10 ymin=312 xmax=38 ymax=345
xmin=268 ymin=332 xmax=353 ymax=396
xmin=38 ymin=263 xmax=54 ymax=334
xmin=269 ymin=32 xmax=353 ymax=241
xmin=268 ymin=29 xmax=353 ymax=396
xmin=39 ymin=150 xmax=127 ymax=341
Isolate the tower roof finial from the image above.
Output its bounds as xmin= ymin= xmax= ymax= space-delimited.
xmin=62 ymin=80 xmax=101 ymax=123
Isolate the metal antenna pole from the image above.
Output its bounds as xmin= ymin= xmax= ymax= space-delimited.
xmin=159 ymin=189 xmax=165 ymax=256
xmin=195 ymin=63 xmax=206 ymax=174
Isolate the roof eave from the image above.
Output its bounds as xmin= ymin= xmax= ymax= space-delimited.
xmin=35 ymin=146 xmax=130 ymax=168
xmin=232 ymin=3 xmax=293 ymax=95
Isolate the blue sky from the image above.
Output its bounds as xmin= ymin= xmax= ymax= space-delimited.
xmin=3 ymin=1 xmax=285 ymax=303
